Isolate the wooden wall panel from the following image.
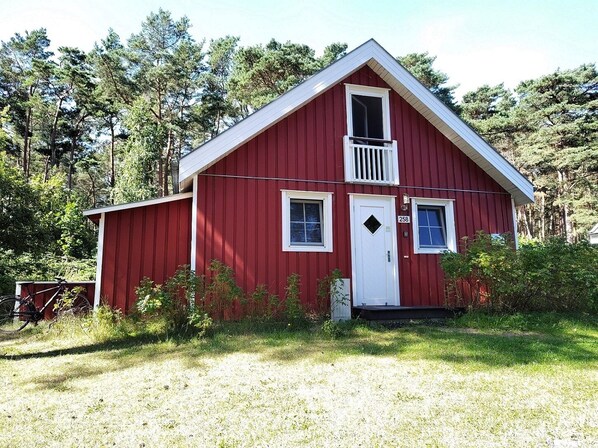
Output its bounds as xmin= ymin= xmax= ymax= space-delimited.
xmin=195 ymin=175 xmax=513 ymax=308
xmin=99 ymin=198 xmax=191 ymax=312
xmin=195 ymin=65 xmax=514 ymax=308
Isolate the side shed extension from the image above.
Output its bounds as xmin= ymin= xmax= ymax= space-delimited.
xmin=84 ymin=193 xmax=192 ymax=312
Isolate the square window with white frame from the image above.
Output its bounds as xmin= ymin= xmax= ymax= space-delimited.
xmin=290 ymin=200 xmax=322 ymax=244
xmin=282 ymin=190 xmax=333 ymax=252
xmin=411 ymin=198 xmax=457 ymax=254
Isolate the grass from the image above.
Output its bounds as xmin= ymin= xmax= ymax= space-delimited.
xmin=0 ymin=313 xmax=596 ymax=447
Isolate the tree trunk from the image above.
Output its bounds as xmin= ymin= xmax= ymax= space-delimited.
xmin=109 ymin=118 xmax=116 ymax=189
xmin=68 ymin=134 xmax=76 ymax=191
xmin=526 ymin=206 xmax=535 ymax=238
xmin=23 ymin=107 xmax=32 ymax=178
xmin=557 ymin=170 xmax=574 ymax=242
xmin=540 ymin=193 xmax=545 ymax=240
xmin=50 ymin=96 xmax=65 ymax=167
xmin=68 ymin=117 xmax=85 ymax=191
xmin=214 ymin=110 xmax=221 ymax=138
xmin=43 ymin=156 xmax=50 ymax=181
xmin=162 ymin=130 xmax=173 ymax=196
xmin=88 ymin=171 xmax=97 ymax=207
xmin=519 ymin=207 xmax=531 ymax=238
xmin=157 ymin=157 xmax=164 ymax=197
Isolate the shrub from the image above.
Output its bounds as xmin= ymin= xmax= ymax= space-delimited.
xmin=134 ymin=265 xmax=205 ymax=334
xmin=93 ymin=304 xmax=124 ymax=326
xmin=247 ymin=284 xmax=281 ymax=320
xmin=53 ymin=285 xmax=86 ymax=313
xmin=315 ymin=268 xmax=344 ymax=317
xmin=441 ymin=232 xmax=598 ymax=313
xmin=321 ymin=319 xmax=345 ymax=339
xmin=203 ymin=260 xmax=242 ymax=319
xmin=188 ymin=309 xmax=214 ymax=338
xmin=284 ymin=273 xmax=304 ymax=322
xmin=85 ymin=305 xmax=128 ymax=342
xmin=135 ymin=277 xmax=171 ymax=315
xmin=134 ymin=263 xmax=349 ymax=327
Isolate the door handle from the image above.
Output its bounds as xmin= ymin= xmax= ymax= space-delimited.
xmin=387 ymin=251 xmax=391 ymax=262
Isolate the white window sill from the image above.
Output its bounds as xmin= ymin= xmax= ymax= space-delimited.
xmin=283 ymin=245 xmax=333 ymax=253
xmin=414 ymin=247 xmax=452 ymax=255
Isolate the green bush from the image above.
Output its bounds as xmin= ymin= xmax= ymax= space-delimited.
xmin=246 ymin=284 xmax=281 ymax=320
xmin=188 ymin=309 xmax=214 ymax=338
xmin=441 ymin=232 xmax=598 ymax=313
xmin=83 ymin=305 xmax=129 ymax=342
xmin=0 ymin=249 xmax=96 ymax=295
xmin=321 ymin=319 xmax=345 ymax=339
xmin=134 ymin=266 xmax=204 ymax=335
xmin=203 ymin=260 xmax=242 ymax=319
xmin=284 ymin=273 xmax=304 ymax=323
xmin=135 ymin=277 xmax=171 ymax=315
xmin=134 ymin=263 xmax=345 ymax=329
xmin=1 ymin=153 xmax=96 ymax=258
xmin=316 ymin=268 xmax=344 ymax=317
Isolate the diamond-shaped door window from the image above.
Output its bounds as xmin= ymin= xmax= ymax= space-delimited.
xmin=363 ymin=215 xmax=382 ymax=234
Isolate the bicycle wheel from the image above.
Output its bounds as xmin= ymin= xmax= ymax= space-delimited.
xmin=56 ymin=293 xmax=92 ymax=319
xmin=0 ymin=296 xmax=35 ymax=333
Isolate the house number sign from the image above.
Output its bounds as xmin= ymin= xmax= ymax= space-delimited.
xmin=397 ymin=215 xmax=410 ymax=224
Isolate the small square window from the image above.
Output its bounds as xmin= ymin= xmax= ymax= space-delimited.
xmin=417 ymin=206 xmax=447 ymax=248
xmin=290 ymin=200 xmax=323 ymax=245
xmin=282 ymin=191 xmax=333 ymax=252
xmin=412 ymin=199 xmax=457 ymax=254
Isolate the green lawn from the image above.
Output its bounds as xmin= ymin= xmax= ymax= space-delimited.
xmin=1 ymin=314 xmax=597 ymax=447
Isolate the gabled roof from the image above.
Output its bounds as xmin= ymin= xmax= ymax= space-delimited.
xmin=179 ymin=39 xmax=534 ymax=205
xmin=590 ymin=224 xmax=598 ymax=235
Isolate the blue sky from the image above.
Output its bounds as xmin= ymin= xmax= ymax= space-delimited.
xmin=1 ymin=0 xmax=595 ymax=99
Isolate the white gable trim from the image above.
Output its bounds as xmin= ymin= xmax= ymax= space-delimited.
xmin=83 ymin=192 xmax=193 ymax=216
xmin=179 ymin=39 xmax=534 ymax=205
xmin=179 ymin=41 xmax=374 ymax=186
xmin=365 ymin=44 xmax=533 ymax=205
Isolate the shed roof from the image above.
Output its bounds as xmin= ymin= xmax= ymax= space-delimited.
xmin=83 ymin=192 xmax=193 ymax=222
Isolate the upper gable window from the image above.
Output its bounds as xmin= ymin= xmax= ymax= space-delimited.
xmin=346 ymin=84 xmax=391 ymax=142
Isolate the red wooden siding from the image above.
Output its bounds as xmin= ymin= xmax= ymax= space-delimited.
xmin=195 ymin=65 xmax=514 ymax=308
xmin=100 ymin=198 xmax=192 ymax=312
xmin=15 ymin=281 xmax=96 ymax=320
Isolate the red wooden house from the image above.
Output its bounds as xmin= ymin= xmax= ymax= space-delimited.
xmin=84 ymin=40 xmax=533 ymax=317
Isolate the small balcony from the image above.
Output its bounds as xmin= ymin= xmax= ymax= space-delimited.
xmin=343 ymin=136 xmax=399 ymax=185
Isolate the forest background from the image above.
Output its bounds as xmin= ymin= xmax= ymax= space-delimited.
xmin=0 ymin=10 xmax=596 ymax=292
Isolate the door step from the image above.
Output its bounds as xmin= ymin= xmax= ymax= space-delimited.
xmin=352 ymin=306 xmax=464 ymax=320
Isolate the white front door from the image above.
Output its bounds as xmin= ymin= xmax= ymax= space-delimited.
xmin=350 ymin=195 xmax=399 ymax=306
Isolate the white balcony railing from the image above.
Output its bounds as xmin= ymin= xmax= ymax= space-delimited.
xmin=343 ymin=136 xmax=399 ymax=185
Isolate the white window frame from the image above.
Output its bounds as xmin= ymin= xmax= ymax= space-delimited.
xmin=411 ymin=198 xmax=457 ymax=254
xmin=281 ymin=190 xmax=333 ymax=252
xmin=345 ymin=84 xmax=391 ymax=140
